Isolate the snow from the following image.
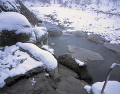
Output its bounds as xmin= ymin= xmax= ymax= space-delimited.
xmin=16 ymin=42 xmax=57 ymax=70
xmin=74 ymin=58 xmax=84 ymax=66
xmin=92 ymin=81 xmax=120 ymax=94
xmin=84 ymin=85 xmax=91 ymax=94
xmin=0 ymin=12 xmax=48 ymax=44
xmin=110 ymin=63 xmax=120 ymax=69
xmin=33 ymin=26 xmax=47 ymax=39
xmin=84 ymin=81 xmax=120 ymax=94
xmin=0 ymin=42 xmax=57 ymax=88
xmin=41 ymin=45 xmax=54 ymax=54
xmin=0 ymin=0 xmax=17 ymax=11
xmin=45 ymin=73 xmax=49 ymax=77
xmin=30 ymin=78 xmax=36 ymax=85
xmin=30 ymin=6 xmax=120 ymax=44
xmin=0 ymin=12 xmax=31 ymax=32
xmin=0 ymin=45 xmax=43 ymax=88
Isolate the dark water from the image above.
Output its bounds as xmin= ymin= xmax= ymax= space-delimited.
xmin=48 ymin=35 xmax=120 ymax=83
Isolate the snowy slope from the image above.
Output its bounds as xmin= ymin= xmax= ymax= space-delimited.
xmin=30 ymin=6 xmax=120 ymax=44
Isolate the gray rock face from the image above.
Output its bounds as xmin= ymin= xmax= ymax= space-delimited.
xmin=68 ymin=45 xmax=104 ymax=62
xmin=87 ymin=34 xmax=106 ymax=43
xmin=0 ymin=30 xmax=31 ymax=46
xmin=58 ymin=54 xmax=93 ymax=84
xmin=104 ymin=43 xmax=120 ymax=54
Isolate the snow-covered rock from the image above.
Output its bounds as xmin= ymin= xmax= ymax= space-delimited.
xmin=16 ymin=42 xmax=57 ymax=70
xmin=0 ymin=12 xmax=48 ymax=46
xmin=0 ymin=12 xmax=31 ymax=31
xmin=41 ymin=45 xmax=54 ymax=54
xmin=0 ymin=45 xmax=43 ymax=88
xmin=0 ymin=0 xmax=18 ymax=12
xmin=58 ymin=54 xmax=93 ymax=84
xmin=0 ymin=42 xmax=57 ymax=88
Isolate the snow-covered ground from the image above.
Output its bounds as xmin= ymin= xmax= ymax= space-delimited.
xmin=84 ymin=81 xmax=120 ymax=94
xmin=29 ymin=5 xmax=120 ymax=44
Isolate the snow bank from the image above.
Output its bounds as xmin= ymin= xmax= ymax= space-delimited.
xmin=0 ymin=45 xmax=43 ymax=88
xmin=84 ymin=81 xmax=120 ymax=94
xmin=0 ymin=12 xmax=31 ymax=32
xmin=16 ymin=42 xmax=57 ymax=70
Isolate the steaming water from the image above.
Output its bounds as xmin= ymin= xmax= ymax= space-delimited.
xmin=49 ymin=34 xmax=120 ymax=83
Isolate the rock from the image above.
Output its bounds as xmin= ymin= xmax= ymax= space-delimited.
xmin=68 ymin=45 xmax=104 ymax=62
xmin=47 ymin=27 xmax=62 ymax=37
xmin=16 ymin=0 xmax=42 ymax=26
xmin=43 ymin=21 xmax=63 ymax=37
xmin=74 ymin=31 xmax=88 ymax=38
xmin=0 ymin=30 xmax=31 ymax=46
xmin=104 ymin=43 xmax=120 ymax=54
xmin=5 ymin=67 xmax=44 ymax=86
xmin=0 ymin=72 xmax=59 ymax=94
xmin=58 ymin=54 xmax=93 ymax=84
xmin=87 ymin=34 xmax=106 ymax=43
xmin=0 ymin=63 xmax=89 ymax=94
xmin=58 ymin=64 xmax=79 ymax=79
xmin=57 ymin=76 xmax=88 ymax=94
xmin=0 ymin=0 xmax=18 ymax=12
xmin=0 ymin=0 xmax=41 ymax=26
xmin=48 ymin=67 xmax=61 ymax=81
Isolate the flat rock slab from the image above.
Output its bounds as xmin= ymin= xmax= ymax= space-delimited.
xmin=104 ymin=43 xmax=120 ymax=54
xmin=87 ymin=34 xmax=106 ymax=43
xmin=68 ymin=45 xmax=104 ymax=62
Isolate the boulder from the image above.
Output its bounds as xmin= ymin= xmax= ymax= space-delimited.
xmin=0 ymin=30 xmax=31 ymax=46
xmin=87 ymin=34 xmax=106 ymax=43
xmin=43 ymin=21 xmax=63 ymax=37
xmin=58 ymin=54 xmax=93 ymax=84
xmin=57 ymin=76 xmax=88 ymax=94
xmin=0 ymin=0 xmax=41 ymax=26
xmin=0 ymin=64 xmax=88 ymax=94
xmin=68 ymin=45 xmax=104 ymax=62
xmin=104 ymin=43 xmax=120 ymax=54
xmin=47 ymin=27 xmax=62 ymax=37
xmin=5 ymin=67 xmax=44 ymax=86
xmin=75 ymin=31 xmax=88 ymax=38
